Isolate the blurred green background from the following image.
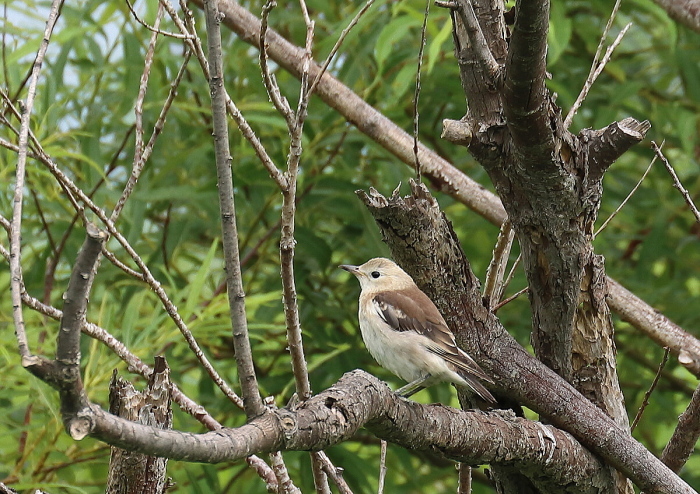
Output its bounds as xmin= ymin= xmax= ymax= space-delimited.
xmin=1 ymin=0 xmax=699 ymax=491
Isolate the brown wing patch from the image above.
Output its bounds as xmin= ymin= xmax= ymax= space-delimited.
xmin=372 ymin=291 xmax=494 ymax=386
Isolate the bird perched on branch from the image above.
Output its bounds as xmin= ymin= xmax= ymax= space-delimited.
xmin=340 ymin=257 xmax=496 ymax=405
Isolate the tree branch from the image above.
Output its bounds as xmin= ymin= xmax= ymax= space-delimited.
xmin=503 ymin=0 xmax=553 ymax=154
xmin=203 ymin=0 xmax=264 ymax=418
xmin=651 ymin=0 xmax=700 ymax=33
xmin=660 ymin=382 xmax=700 ymax=473
xmin=41 ymin=369 xmax=618 ymax=492
xmin=10 ymin=0 xmax=62 ymax=361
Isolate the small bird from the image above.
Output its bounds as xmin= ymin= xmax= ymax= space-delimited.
xmin=340 ymin=257 xmax=496 ymax=404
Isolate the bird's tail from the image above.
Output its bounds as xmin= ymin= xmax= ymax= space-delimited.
xmin=458 ymin=372 xmax=497 ymax=405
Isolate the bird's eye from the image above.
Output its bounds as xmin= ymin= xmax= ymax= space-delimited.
xmin=371 ymin=271 xmax=381 ymax=279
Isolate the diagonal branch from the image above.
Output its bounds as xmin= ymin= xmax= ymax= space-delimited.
xmin=660 ymin=382 xmax=700 ymax=473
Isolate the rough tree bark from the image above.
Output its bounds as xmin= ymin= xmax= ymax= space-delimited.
xmin=358 ymin=182 xmax=689 ymax=494
xmin=438 ymin=1 xmax=651 ymax=490
xmin=106 ymin=356 xmax=173 ymax=494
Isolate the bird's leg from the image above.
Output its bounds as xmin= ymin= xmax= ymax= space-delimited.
xmin=396 ymin=374 xmax=432 ymax=397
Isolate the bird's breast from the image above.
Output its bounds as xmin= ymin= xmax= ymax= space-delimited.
xmin=358 ymin=303 xmax=428 ymax=383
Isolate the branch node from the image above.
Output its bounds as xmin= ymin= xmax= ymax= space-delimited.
xmin=441 ymin=119 xmax=473 ymax=146
xmin=68 ymin=408 xmax=95 ymax=440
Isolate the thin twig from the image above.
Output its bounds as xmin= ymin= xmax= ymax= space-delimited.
xmin=652 ymin=141 xmax=700 ymax=224
xmin=377 ymin=439 xmax=387 ymax=494
xmin=316 ymin=451 xmax=354 ymax=494
xmin=141 ymin=49 xmax=192 ymax=165
xmin=565 ymin=0 xmax=622 ymax=128
xmin=260 ymin=1 xmax=295 ymax=127
xmin=483 ymin=219 xmax=515 ymax=308
xmin=501 ymin=252 xmax=522 ymax=298
xmin=492 ymin=286 xmax=529 ymax=313
xmin=10 ymin=0 xmax=62 ymax=360
xmin=564 ymin=5 xmax=630 ymax=128
xmin=631 ymin=347 xmax=671 ymax=432
xmin=594 ymin=146 xmax=659 ymax=238
xmin=101 ymin=246 xmax=145 ymax=281
xmin=203 ymin=0 xmax=264 ymax=418
xmin=413 ymin=0 xmax=430 ymax=178
xmin=112 ymin=3 xmax=165 ymax=222
xmin=126 ymin=0 xmax=194 ymax=39
xmin=457 ymin=463 xmax=471 ymax=494
xmin=308 ymin=0 xmax=375 ymax=97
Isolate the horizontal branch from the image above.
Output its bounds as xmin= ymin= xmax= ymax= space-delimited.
xmin=61 ymin=371 xmax=611 ymax=491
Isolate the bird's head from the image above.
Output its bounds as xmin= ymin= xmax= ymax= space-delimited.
xmin=340 ymin=257 xmax=416 ymax=293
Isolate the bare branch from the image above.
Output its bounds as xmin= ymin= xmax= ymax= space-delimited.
xmin=307 ymin=0 xmax=375 ymax=97
xmin=259 ymin=1 xmax=295 ymax=128
xmin=270 ymin=451 xmax=301 ymax=494
xmin=112 ymin=4 xmax=165 ymax=222
xmin=660 ymin=382 xmax=700 ymax=473
xmin=53 ymin=370 xmax=620 ymax=492
xmin=316 ymin=451 xmax=353 ymax=494
xmin=412 ymin=0 xmax=431 ymax=177
xmin=125 ymin=0 xmax=194 ymax=39
xmin=631 ymin=347 xmax=670 ymax=431
xmin=10 ymin=0 xmax=62 ymax=360
xmin=452 ymin=0 xmax=500 ymax=81
xmin=202 ymin=0 xmax=264 ymax=418
xmin=564 ymin=0 xmax=627 ymax=128
xmin=378 ymin=440 xmax=387 ymax=494
xmin=503 ymin=0 xmax=553 ymax=154
xmin=607 ymin=277 xmax=700 ymax=376
xmin=653 ymin=140 xmax=700 ymax=224
xmin=483 ymin=219 xmax=515 ymax=308
xmin=584 ymin=116 xmax=651 ymax=183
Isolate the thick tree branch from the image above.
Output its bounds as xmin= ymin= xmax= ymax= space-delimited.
xmin=24 ymin=224 xmax=106 ymax=431
xmin=582 ymin=117 xmax=652 ymax=183
xmin=357 ymin=182 xmax=693 ymax=494
xmin=503 ymin=0 xmax=553 ymax=154
xmin=452 ymin=0 xmax=501 ymax=85
xmin=45 ymin=370 xmax=613 ymax=493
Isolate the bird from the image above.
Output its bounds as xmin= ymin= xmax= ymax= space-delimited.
xmin=340 ymin=257 xmax=496 ymax=404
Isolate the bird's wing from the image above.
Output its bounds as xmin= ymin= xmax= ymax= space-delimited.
xmin=372 ymin=290 xmax=493 ymax=385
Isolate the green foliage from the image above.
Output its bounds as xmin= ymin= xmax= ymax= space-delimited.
xmin=1 ymin=0 xmax=699 ymax=492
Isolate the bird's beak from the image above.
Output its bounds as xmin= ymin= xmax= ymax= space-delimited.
xmin=339 ymin=264 xmax=361 ymax=277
